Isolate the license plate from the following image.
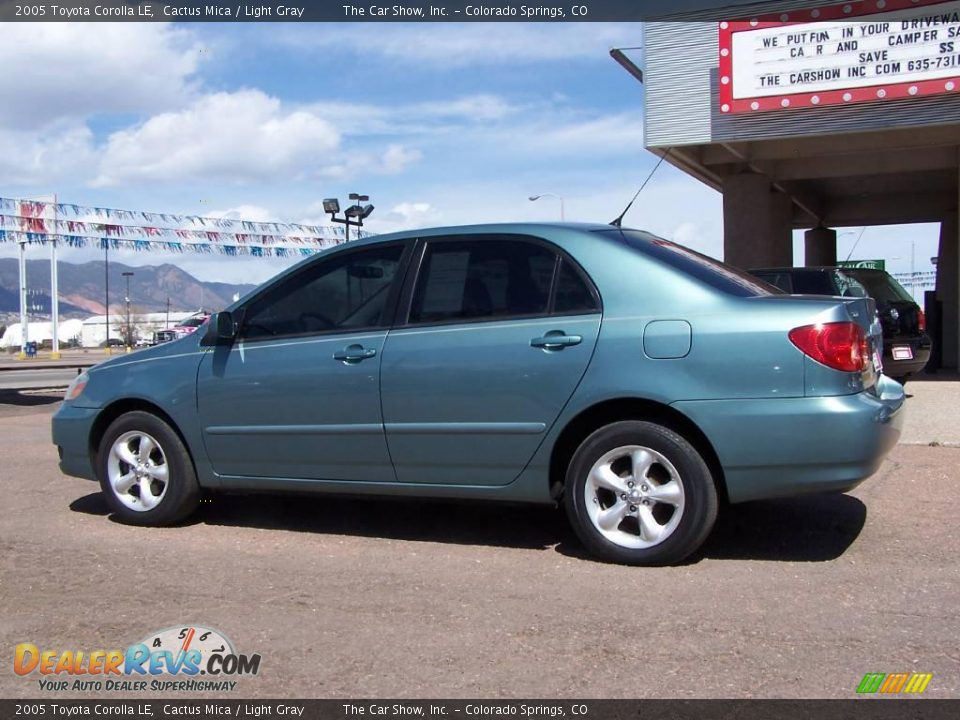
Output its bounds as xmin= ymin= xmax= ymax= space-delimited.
xmin=892 ymin=346 xmax=913 ymax=361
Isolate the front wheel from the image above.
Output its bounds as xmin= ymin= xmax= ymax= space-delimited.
xmin=564 ymin=421 xmax=718 ymax=565
xmin=97 ymin=411 xmax=200 ymax=526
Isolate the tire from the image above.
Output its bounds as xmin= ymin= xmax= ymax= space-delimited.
xmin=96 ymin=410 xmax=200 ymax=526
xmin=564 ymin=421 xmax=718 ymax=566
xmin=892 ymin=375 xmax=909 ymax=387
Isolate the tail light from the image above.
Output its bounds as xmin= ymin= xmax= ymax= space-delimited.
xmin=917 ymin=308 xmax=926 ymax=332
xmin=789 ymin=322 xmax=868 ymax=372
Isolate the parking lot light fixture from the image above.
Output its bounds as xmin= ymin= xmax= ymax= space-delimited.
xmin=325 ymin=193 xmax=374 ymax=242
xmin=529 ymin=193 xmax=565 ymax=221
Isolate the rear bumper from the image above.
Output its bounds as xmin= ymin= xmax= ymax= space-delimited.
xmin=884 ymin=335 xmax=932 ymax=378
xmin=672 ymin=376 xmax=905 ymax=503
xmin=51 ymin=403 xmax=99 ymax=481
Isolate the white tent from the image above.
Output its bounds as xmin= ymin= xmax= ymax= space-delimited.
xmin=0 ymin=319 xmax=84 ymax=349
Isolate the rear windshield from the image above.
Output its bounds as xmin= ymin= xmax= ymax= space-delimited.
xmin=841 ymin=269 xmax=914 ymax=303
xmin=600 ymin=229 xmax=782 ymax=297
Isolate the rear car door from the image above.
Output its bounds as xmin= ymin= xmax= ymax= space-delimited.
xmin=380 ymin=234 xmax=602 ymax=485
xmin=197 ymin=242 xmax=410 ymax=482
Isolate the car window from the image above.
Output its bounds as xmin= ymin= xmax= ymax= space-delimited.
xmin=832 ymin=271 xmax=868 ymax=298
xmin=410 ymin=239 xmax=555 ymax=324
xmin=603 ymin=229 xmax=782 ymax=297
xmin=554 ymin=258 xmax=600 ymax=314
xmin=841 ymin=269 xmax=914 ymax=303
xmin=751 ymin=271 xmax=792 ymax=293
xmin=790 ymin=271 xmax=835 ymax=295
xmin=241 ymin=244 xmax=405 ymax=340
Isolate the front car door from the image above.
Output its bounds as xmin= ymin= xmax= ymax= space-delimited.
xmin=197 ymin=241 xmax=410 ymax=482
xmin=380 ymin=234 xmax=602 ymax=485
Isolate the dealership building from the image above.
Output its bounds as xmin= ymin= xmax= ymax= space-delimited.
xmin=638 ymin=0 xmax=960 ymax=369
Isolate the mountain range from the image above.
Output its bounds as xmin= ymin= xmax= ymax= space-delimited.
xmin=0 ymin=258 xmax=258 ymax=319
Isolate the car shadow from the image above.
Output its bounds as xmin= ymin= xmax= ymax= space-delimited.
xmin=691 ymin=493 xmax=867 ymax=563
xmin=0 ymin=388 xmax=64 ymax=406
xmin=69 ymin=489 xmax=866 ymax=563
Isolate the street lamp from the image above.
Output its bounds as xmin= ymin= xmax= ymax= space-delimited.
xmin=103 ymin=240 xmax=111 ymax=355
xmin=122 ymin=271 xmax=134 ymax=352
xmin=528 ymin=193 xmax=565 ymax=221
xmin=323 ymin=193 xmax=374 ymax=242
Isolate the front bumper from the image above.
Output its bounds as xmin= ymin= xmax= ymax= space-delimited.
xmin=51 ymin=403 xmax=100 ymax=481
xmin=673 ymin=376 xmax=905 ymax=503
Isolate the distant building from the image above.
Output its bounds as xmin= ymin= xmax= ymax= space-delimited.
xmin=0 ymin=319 xmax=84 ymax=349
xmin=80 ymin=312 xmax=194 ymax=348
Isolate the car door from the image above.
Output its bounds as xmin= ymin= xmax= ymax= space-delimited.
xmin=197 ymin=241 xmax=411 ymax=482
xmin=380 ymin=234 xmax=602 ymax=485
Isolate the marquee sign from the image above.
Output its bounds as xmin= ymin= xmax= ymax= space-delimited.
xmin=719 ymin=0 xmax=960 ymax=113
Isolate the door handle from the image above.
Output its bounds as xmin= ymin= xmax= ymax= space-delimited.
xmin=333 ymin=345 xmax=377 ymax=363
xmin=530 ymin=332 xmax=582 ymax=350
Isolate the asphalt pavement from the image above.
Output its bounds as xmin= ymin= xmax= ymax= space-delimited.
xmin=0 ymin=386 xmax=957 ymax=699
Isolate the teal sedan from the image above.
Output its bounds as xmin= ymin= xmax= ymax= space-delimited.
xmin=52 ymin=224 xmax=905 ymax=565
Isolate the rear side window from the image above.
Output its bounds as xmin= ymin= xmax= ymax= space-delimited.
xmin=554 ymin=259 xmax=600 ymax=314
xmin=603 ymin=229 xmax=781 ymax=297
xmin=410 ymin=239 xmax=554 ymax=323
xmin=842 ymin=269 xmax=914 ymax=303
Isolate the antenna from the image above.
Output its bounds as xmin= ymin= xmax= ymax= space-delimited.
xmin=610 ymin=148 xmax=671 ymax=228
xmin=844 ymin=226 xmax=868 ymax=261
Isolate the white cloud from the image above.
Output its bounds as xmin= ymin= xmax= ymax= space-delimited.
xmin=93 ymin=90 xmax=341 ymax=186
xmin=367 ymin=202 xmax=444 ymax=234
xmin=206 ymin=205 xmax=279 ymax=223
xmin=0 ymin=122 xmax=95 ymax=185
xmin=379 ymin=145 xmax=422 ymax=174
xmin=0 ymin=23 xmax=201 ymax=130
xmin=509 ymin=113 xmax=645 ymax=157
xmin=273 ymin=23 xmax=638 ymax=66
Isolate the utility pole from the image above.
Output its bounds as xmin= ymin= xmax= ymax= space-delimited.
xmin=166 ymin=297 xmax=171 ymax=330
xmin=17 ymin=239 xmax=28 ymax=360
xmin=50 ymin=194 xmax=61 ymax=359
xmin=123 ymin=271 xmax=134 ymax=352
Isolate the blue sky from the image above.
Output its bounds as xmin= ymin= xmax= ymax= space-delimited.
xmin=0 ymin=21 xmax=939 ymax=291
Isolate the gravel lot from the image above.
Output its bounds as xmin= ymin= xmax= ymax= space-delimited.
xmin=0 ymin=384 xmax=957 ymax=699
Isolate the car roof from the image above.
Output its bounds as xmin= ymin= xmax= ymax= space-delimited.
xmin=344 ymin=221 xmax=623 ymax=246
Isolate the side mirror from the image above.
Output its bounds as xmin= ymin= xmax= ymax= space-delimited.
xmin=200 ymin=311 xmax=237 ymax=346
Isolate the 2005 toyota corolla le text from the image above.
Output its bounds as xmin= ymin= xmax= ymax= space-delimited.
xmin=51 ymin=223 xmax=905 ymax=565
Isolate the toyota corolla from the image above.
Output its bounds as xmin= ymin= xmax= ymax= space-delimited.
xmin=52 ymin=224 xmax=905 ymax=565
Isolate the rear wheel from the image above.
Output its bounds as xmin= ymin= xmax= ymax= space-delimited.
xmin=564 ymin=421 xmax=718 ymax=565
xmin=97 ymin=411 xmax=200 ymax=526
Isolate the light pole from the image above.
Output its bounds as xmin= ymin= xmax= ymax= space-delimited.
xmin=323 ymin=193 xmax=374 ymax=243
xmin=122 ymin=271 xmax=134 ymax=352
xmin=529 ymin=193 xmax=565 ymax=221
xmin=104 ymin=240 xmax=111 ymax=355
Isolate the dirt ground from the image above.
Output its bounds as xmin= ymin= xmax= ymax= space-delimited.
xmin=0 ymin=389 xmax=957 ymax=699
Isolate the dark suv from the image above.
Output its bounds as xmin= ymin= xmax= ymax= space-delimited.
xmin=750 ymin=266 xmax=932 ymax=384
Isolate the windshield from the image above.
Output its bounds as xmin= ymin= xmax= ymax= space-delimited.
xmin=179 ymin=316 xmax=208 ymax=328
xmin=600 ymin=229 xmax=782 ymax=297
xmin=841 ymin=269 xmax=914 ymax=303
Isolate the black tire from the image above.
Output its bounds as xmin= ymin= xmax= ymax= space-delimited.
xmin=892 ymin=375 xmax=909 ymax=386
xmin=564 ymin=421 xmax=718 ymax=566
xmin=96 ymin=411 xmax=200 ymax=526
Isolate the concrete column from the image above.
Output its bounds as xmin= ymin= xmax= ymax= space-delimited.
xmin=804 ymin=226 xmax=837 ymax=267
xmin=936 ymin=212 xmax=958 ymax=370
xmin=722 ymin=173 xmax=793 ymax=269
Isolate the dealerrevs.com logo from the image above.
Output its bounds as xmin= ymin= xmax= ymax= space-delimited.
xmin=14 ymin=625 xmax=261 ymax=693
